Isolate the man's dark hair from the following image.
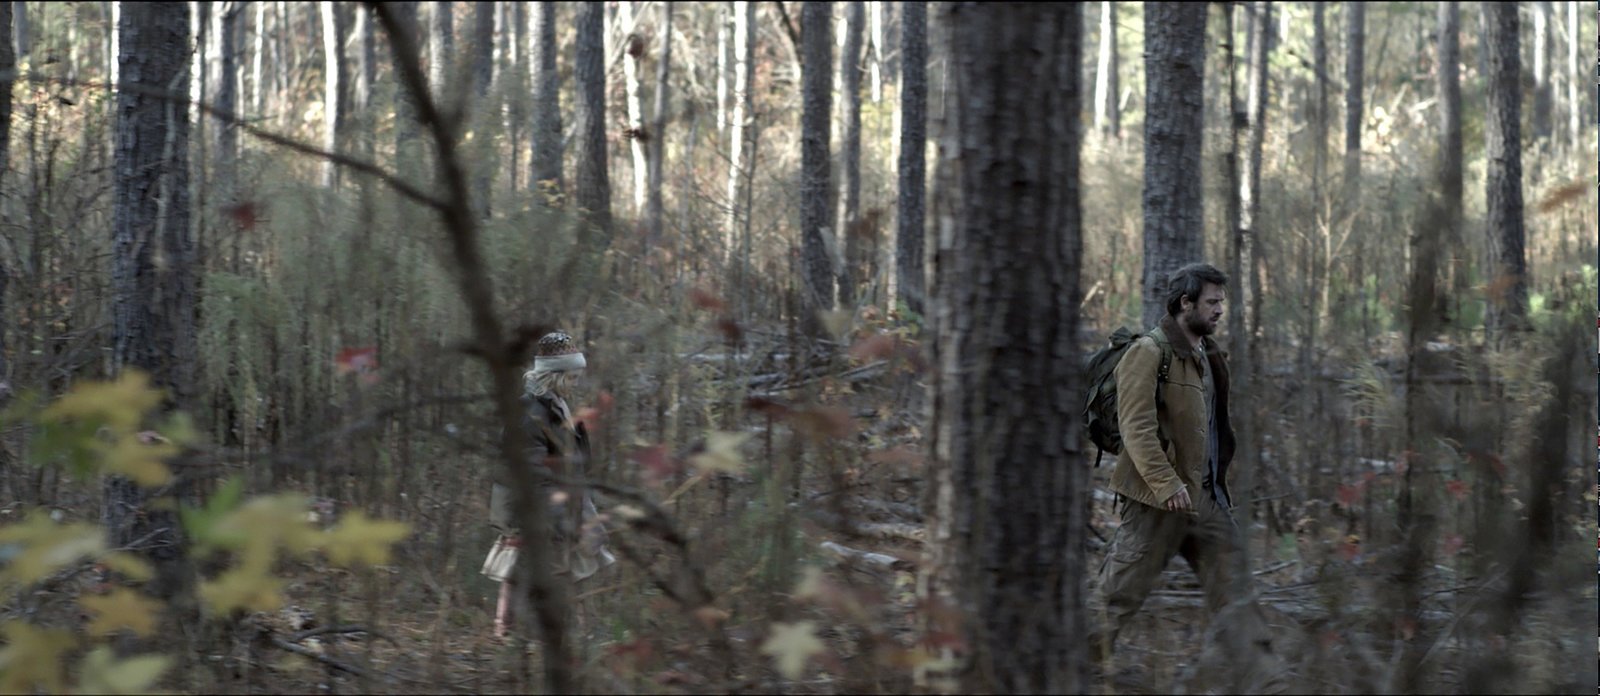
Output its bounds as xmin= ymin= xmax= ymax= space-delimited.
xmin=1164 ymin=263 xmax=1229 ymax=317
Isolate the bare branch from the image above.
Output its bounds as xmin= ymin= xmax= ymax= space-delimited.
xmin=0 ymin=72 xmax=450 ymax=211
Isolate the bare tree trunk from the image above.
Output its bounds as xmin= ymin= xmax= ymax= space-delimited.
xmin=507 ymin=1 xmax=527 ymax=192
xmin=868 ymin=0 xmax=884 ymax=102
xmin=530 ymin=1 xmax=561 ymax=194
xmin=471 ymin=0 xmax=493 ymax=218
xmin=11 ymin=1 xmax=24 ymax=59
xmin=0 ymin=2 xmax=12 ymax=397
xmin=1567 ymin=1 xmax=1580 ymax=151
xmin=716 ymin=1 xmax=731 ymax=134
xmin=1482 ymin=1 xmax=1528 ymax=341
xmin=1139 ymin=2 xmax=1206 ymax=329
xmin=621 ymin=1 xmax=648 ymax=217
xmin=393 ymin=1 xmax=422 ymax=168
xmin=573 ymin=1 xmax=613 ymax=248
xmin=252 ymin=0 xmax=265 ymax=115
xmin=1343 ymin=0 xmax=1363 ymax=203
xmin=1240 ymin=1 xmax=1269 ymax=334
xmin=1531 ymin=0 xmax=1552 ymax=142
xmin=429 ymin=1 xmax=453 ymax=99
xmin=1094 ymin=1 xmax=1119 ymax=139
xmin=724 ymin=0 xmax=754 ymax=265
xmin=108 ymin=0 xmax=195 ymax=601
xmin=932 ymin=5 xmax=1086 ymax=690
xmin=895 ymin=0 xmax=927 ymax=318
xmin=800 ymin=1 xmax=836 ymax=325
xmin=645 ymin=2 xmax=672 ymax=243
xmin=838 ymin=0 xmax=864 ymax=307
xmin=321 ymin=1 xmax=346 ymax=189
xmin=1438 ymin=1 xmax=1466 ymax=308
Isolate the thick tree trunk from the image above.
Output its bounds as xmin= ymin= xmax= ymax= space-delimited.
xmin=429 ymin=1 xmax=453 ymax=99
xmin=838 ymin=1 xmax=864 ymax=307
xmin=621 ymin=1 xmax=648 ymax=217
xmin=645 ymin=2 xmax=672 ymax=243
xmin=1094 ymin=1 xmax=1119 ymax=139
xmin=252 ymin=0 xmax=265 ymax=115
xmin=471 ymin=0 xmax=493 ymax=218
xmin=931 ymin=5 xmax=1085 ymax=691
xmin=1240 ymin=1 xmax=1268 ymax=334
xmin=0 ymin=2 xmax=12 ymax=396
xmin=1342 ymin=1 xmax=1363 ymax=203
xmin=800 ymin=1 xmax=835 ymax=323
xmin=1438 ymin=1 xmax=1465 ymax=305
xmin=530 ymin=1 xmax=561 ymax=193
xmin=392 ymin=1 xmax=422 ymax=168
xmin=1531 ymin=0 xmax=1552 ymax=142
xmin=320 ymin=2 xmax=346 ymax=189
xmin=1567 ymin=1 xmax=1580 ymax=150
xmin=1482 ymin=1 xmax=1528 ymax=341
xmin=724 ymin=0 xmax=754 ymax=266
xmin=108 ymin=0 xmax=195 ymax=601
xmin=1139 ymin=2 xmax=1206 ymax=329
xmin=11 ymin=1 xmax=24 ymax=58
xmin=868 ymin=0 xmax=884 ymax=102
xmin=573 ymin=1 xmax=612 ymax=247
xmin=895 ymin=0 xmax=927 ymax=318
xmin=716 ymin=1 xmax=730 ymax=134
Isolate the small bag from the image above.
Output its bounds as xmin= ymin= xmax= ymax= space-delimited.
xmin=481 ymin=535 xmax=520 ymax=583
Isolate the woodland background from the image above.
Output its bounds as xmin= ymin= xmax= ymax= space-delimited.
xmin=0 ymin=1 xmax=1592 ymax=694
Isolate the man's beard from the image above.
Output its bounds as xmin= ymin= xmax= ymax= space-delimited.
xmin=1185 ymin=311 xmax=1215 ymax=336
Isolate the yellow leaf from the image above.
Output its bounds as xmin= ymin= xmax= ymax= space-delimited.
xmin=102 ymin=437 xmax=176 ymax=487
xmin=760 ymin=621 xmax=826 ymax=680
xmin=689 ymin=431 xmax=751 ymax=475
xmin=98 ymin=552 xmax=154 ymax=583
xmin=0 ymin=621 xmax=76 ymax=693
xmin=72 ymin=647 xmax=170 ymax=695
xmin=80 ymin=588 xmax=162 ymax=637
xmin=0 ymin=514 xmax=105 ymax=587
xmin=40 ymin=371 xmax=166 ymax=432
xmin=199 ymin=566 xmax=285 ymax=615
xmin=320 ymin=511 xmax=410 ymax=568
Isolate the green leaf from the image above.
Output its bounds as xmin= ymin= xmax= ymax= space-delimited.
xmin=72 ymin=647 xmax=170 ymax=695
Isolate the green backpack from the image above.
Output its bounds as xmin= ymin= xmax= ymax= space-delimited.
xmin=1083 ymin=327 xmax=1172 ymax=467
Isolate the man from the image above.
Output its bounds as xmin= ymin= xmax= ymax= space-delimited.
xmin=1094 ymin=263 xmax=1269 ymax=662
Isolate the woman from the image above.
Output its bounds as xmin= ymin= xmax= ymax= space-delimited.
xmin=483 ymin=331 xmax=616 ymax=639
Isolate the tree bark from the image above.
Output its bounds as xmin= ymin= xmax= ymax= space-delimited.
xmin=1482 ymin=1 xmax=1528 ymax=341
xmin=1567 ymin=1 xmax=1580 ymax=151
xmin=1342 ymin=0 xmax=1363 ymax=203
xmin=838 ymin=0 xmax=864 ymax=307
xmin=1139 ymin=2 xmax=1206 ymax=329
xmin=895 ymin=0 xmax=927 ymax=318
xmin=716 ymin=1 xmax=730 ymax=134
xmin=1438 ymin=1 xmax=1465 ymax=306
xmin=470 ymin=0 xmax=493 ymax=218
xmin=429 ymin=1 xmax=453 ymax=99
xmin=868 ymin=0 xmax=884 ymax=102
xmin=321 ymin=1 xmax=347 ymax=189
xmin=573 ymin=1 xmax=612 ymax=248
xmin=0 ymin=2 xmax=12 ymax=396
xmin=645 ymin=1 xmax=673 ymax=243
xmin=11 ymin=1 xmax=24 ymax=59
xmin=107 ymin=0 xmax=195 ymax=601
xmin=392 ymin=1 xmax=422 ymax=168
xmin=800 ymin=1 xmax=836 ymax=324
xmin=530 ymin=1 xmax=561 ymax=194
xmin=621 ymin=1 xmax=648 ymax=217
xmin=1240 ymin=1 xmax=1269 ymax=334
xmin=724 ymin=0 xmax=754 ymax=266
xmin=252 ymin=0 xmax=266 ymax=115
xmin=1531 ymin=0 xmax=1552 ymax=142
xmin=1094 ymin=1 xmax=1119 ymax=139
xmin=931 ymin=4 xmax=1085 ymax=691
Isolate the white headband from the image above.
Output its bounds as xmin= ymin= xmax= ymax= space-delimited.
xmin=533 ymin=352 xmax=587 ymax=373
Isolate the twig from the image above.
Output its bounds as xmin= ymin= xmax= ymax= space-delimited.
xmin=772 ymin=2 xmax=802 ymax=62
xmin=288 ymin=624 xmax=398 ymax=648
xmin=0 ymin=72 xmax=449 ymax=211
xmin=269 ymin=636 xmax=372 ymax=678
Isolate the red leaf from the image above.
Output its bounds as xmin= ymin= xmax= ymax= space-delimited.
xmin=222 ymin=201 xmax=262 ymax=230
xmin=630 ymin=445 xmax=679 ymax=485
xmin=687 ymin=286 xmax=726 ymax=312
xmin=1441 ymin=533 xmax=1465 ymax=556
xmin=867 ymin=446 xmax=926 ymax=469
xmin=715 ymin=318 xmax=744 ymax=343
xmin=1335 ymin=483 xmax=1362 ymax=509
xmin=792 ymin=407 xmax=856 ymax=440
xmin=1337 ymin=539 xmax=1361 ymax=562
xmin=849 ymin=333 xmax=898 ymax=362
xmin=335 ymin=347 xmax=378 ymax=376
xmin=746 ymin=396 xmax=792 ymax=419
xmin=1444 ymin=479 xmax=1470 ymax=502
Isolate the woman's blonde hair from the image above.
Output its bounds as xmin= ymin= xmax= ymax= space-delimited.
xmin=524 ymin=368 xmax=580 ymax=398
